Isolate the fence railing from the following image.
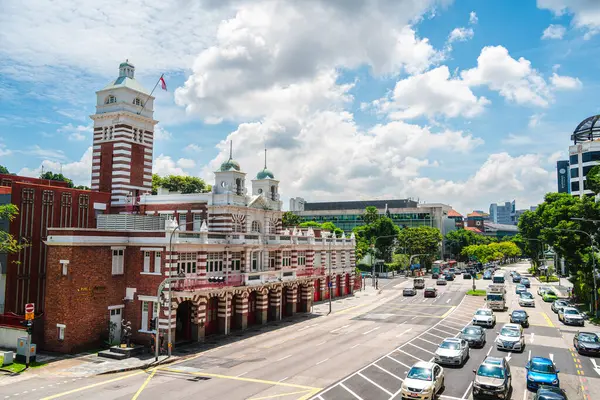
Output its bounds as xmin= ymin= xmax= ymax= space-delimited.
xmin=171 ymin=274 xmax=244 ymax=291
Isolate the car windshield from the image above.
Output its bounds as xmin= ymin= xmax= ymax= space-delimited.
xmin=476 ymin=310 xmax=491 ymax=316
xmin=530 ymin=361 xmax=556 ymax=374
xmin=517 ymin=285 xmax=525 ymax=289
xmin=487 ymin=294 xmax=503 ymax=301
xmin=522 ymin=279 xmax=529 ymax=282
xmin=564 ymin=309 xmax=579 ymax=315
xmin=579 ymin=333 xmax=599 ymax=343
xmin=439 ymin=341 xmax=460 ymax=350
xmin=512 ymin=311 xmax=526 ymax=317
xmin=500 ymin=328 xmax=520 ymax=337
xmin=407 ymin=367 xmax=432 ymax=381
xmin=463 ymin=328 xmax=481 ymax=335
xmin=521 ymin=293 xmax=533 ymax=299
xmin=546 ymin=291 xmax=556 ymax=296
xmin=477 ymin=365 xmax=505 ymax=379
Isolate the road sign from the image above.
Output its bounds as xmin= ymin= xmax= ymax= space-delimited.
xmin=25 ymin=303 xmax=34 ymax=314
xmin=25 ymin=312 xmax=34 ymax=320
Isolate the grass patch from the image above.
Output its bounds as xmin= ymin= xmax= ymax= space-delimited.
xmin=467 ymin=289 xmax=486 ymax=296
xmin=538 ymin=275 xmax=559 ymax=283
xmin=0 ymin=356 xmax=47 ymax=373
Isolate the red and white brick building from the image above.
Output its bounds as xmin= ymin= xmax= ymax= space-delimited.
xmin=42 ymin=62 xmax=357 ymax=353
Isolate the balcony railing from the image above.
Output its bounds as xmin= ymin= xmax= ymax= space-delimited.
xmin=171 ymin=274 xmax=244 ymax=291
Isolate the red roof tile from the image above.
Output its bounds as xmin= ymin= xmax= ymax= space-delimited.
xmin=447 ymin=209 xmax=463 ymax=217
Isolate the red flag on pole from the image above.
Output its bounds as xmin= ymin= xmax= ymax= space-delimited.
xmin=159 ymin=76 xmax=167 ymax=91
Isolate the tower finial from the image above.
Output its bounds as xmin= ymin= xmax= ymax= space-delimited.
xmin=229 ymin=140 xmax=233 ymax=160
xmin=264 ymin=148 xmax=267 ymax=169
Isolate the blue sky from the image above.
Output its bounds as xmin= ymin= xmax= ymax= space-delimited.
xmin=1 ymin=0 xmax=599 ymax=214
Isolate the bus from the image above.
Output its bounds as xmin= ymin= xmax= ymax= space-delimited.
xmin=492 ymin=270 xmax=505 ymax=284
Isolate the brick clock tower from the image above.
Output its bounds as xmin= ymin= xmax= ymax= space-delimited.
xmin=90 ymin=60 xmax=157 ymax=210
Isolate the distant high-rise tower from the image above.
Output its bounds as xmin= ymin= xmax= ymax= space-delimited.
xmin=90 ymin=60 xmax=157 ymax=209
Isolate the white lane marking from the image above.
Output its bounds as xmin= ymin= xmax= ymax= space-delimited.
xmin=396 ymin=327 xmax=413 ymax=338
xmin=410 ymin=316 xmax=418 ymax=320
xmin=550 ymin=353 xmax=554 ymax=362
xmin=330 ymin=324 xmax=350 ymax=333
xmin=406 ymin=342 xmax=435 ymax=354
xmin=431 ymin=327 xmax=456 ymax=336
xmin=372 ymin=363 xmax=404 ymax=381
xmin=522 ymin=388 xmax=528 ymax=400
xmin=396 ymin=348 xmax=424 ymax=362
xmin=528 ymin=350 xmax=531 ymax=361
xmin=386 ymin=355 xmax=412 ymax=369
xmin=363 ymin=326 xmax=380 ymax=335
xmin=351 ymin=343 xmax=361 ymax=349
xmin=276 ymin=354 xmax=292 ymax=362
xmin=298 ymin=324 xmax=317 ymax=332
xmin=316 ymin=358 xmax=330 ymax=365
xmin=422 ymin=299 xmax=427 ymax=303
xmin=461 ymin=382 xmax=473 ymax=400
xmin=438 ymin=324 xmax=461 ymax=332
xmin=446 ymin=298 xmax=451 ymax=304
xmin=339 ymin=383 xmax=364 ymax=400
xmin=236 ymin=371 xmax=249 ymax=377
xmin=487 ymin=346 xmax=493 ymax=356
xmin=591 ymin=359 xmax=600 ymax=376
xmin=423 ymin=331 xmax=447 ymax=340
xmin=415 ymin=336 xmax=439 ymax=346
xmin=506 ymin=352 xmax=512 ymax=361
xmin=278 ymin=377 xmax=288 ymax=382
xmin=316 ymin=341 xmax=327 ymax=346
xmin=357 ymin=372 xmax=393 ymax=396
xmin=316 ymin=396 xmax=325 ymax=400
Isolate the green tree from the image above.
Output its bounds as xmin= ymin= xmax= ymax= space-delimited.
xmin=282 ymin=211 xmax=302 ymax=227
xmin=386 ymin=253 xmax=409 ymax=272
xmin=40 ymin=171 xmax=74 ymax=188
xmin=362 ymin=206 xmax=379 ymax=224
xmin=0 ymin=165 xmax=9 ymax=174
xmin=586 ymin=164 xmax=600 ymax=195
xmin=152 ymin=174 xmax=211 ymax=194
xmin=0 ymin=204 xmax=26 ymax=254
xmin=73 ymin=185 xmax=90 ymax=190
xmin=353 ymin=215 xmax=400 ymax=262
xmin=298 ymin=221 xmax=321 ymax=228
xmin=445 ymin=229 xmax=489 ymax=261
xmin=397 ymin=226 xmax=443 ymax=270
xmin=298 ymin=220 xmax=343 ymax=236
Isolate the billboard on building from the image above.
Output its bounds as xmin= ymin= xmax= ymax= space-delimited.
xmin=556 ymin=160 xmax=570 ymax=193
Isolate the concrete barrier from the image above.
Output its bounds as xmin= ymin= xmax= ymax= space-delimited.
xmin=0 ymin=326 xmax=27 ymax=350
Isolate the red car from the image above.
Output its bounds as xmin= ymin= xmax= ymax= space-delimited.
xmin=424 ymin=287 xmax=438 ymax=298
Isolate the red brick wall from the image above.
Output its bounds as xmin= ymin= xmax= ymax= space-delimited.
xmin=98 ymin=143 xmax=114 ymax=193
xmin=129 ymin=144 xmax=145 ymax=188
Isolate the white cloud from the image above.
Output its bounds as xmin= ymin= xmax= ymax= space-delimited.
xmin=448 ymin=27 xmax=474 ymax=43
xmin=175 ymin=1 xmax=441 ymax=122
xmin=461 ymin=45 xmax=552 ymax=107
xmin=537 ymin=0 xmax=600 ymax=39
xmin=153 ymin=155 xmax=197 ymax=176
xmin=17 ymin=147 xmax=93 ymax=186
xmin=502 ymin=133 xmax=534 ymax=146
xmin=548 ymin=150 xmax=565 ymax=165
xmin=541 ymin=24 xmax=566 ymax=40
xmin=57 ymin=123 xmax=92 ymax=141
xmin=0 ymin=144 xmax=11 ymax=157
xmin=469 ymin=11 xmax=478 ymax=24
xmin=21 ymin=145 xmax=68 ymax=161
xmin=184 ymin=144 xmax=203 ymax=153
xmin=550 ymin=72 xmax=583 ymax=90
xmin=154 ymin=126 xmax=172 ymax=141
xmin=374 ymin=66 xmax=490 ymax=120
xmin=528 ymin=113 xmax=544 ymax=128
xmin=177 ymin=158 xmax=197 ymax=169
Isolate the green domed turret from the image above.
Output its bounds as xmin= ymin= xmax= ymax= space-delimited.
xmin=219 ymin=158 xmax=241 ymax=172
xmin=256 ymin=168 xmax=274 ymax=180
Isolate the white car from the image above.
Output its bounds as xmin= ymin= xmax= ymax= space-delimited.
xmin=472 ymin=308 xmax=496 ymax=327
xmin=518 ymin=292 xmax=535 ymax=307
xmin=434 ymin=338 xmax=470 ymax=366
xmin=401 ymin=361 xmax=445 ymax=400
xmin=495 ymin=323 xmax=525 ymax=352
xmin=558 ymin=307 xmax=585 ymax=326
xmin=538 ymin=286 xmax=552 ymax=296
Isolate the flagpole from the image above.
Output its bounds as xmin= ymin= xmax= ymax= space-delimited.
xmin=138 ymin=73 xmax=164 ymax=115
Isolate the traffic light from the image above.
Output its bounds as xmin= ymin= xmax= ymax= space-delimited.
xmin=20 ymin=320 xmax=33 ymax=334
xmin=150 ymin=317 xmax=156 ymax=330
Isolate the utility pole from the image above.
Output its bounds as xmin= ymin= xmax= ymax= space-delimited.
xmin=328 ymin=237 xmax=333 ymax=314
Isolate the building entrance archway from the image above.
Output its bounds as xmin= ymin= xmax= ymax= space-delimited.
xmin=176 ymin=300 xmax=193 ymax=342
xmin=282 ymin=286 xmax=290 ymax=317
xmin=231 ymin=294 xmax=240 ymax=330
xmin=247 ymin=292 xmax=257 ymax=326
xmin=314 ymin=280 xmax=321 ymax=302
xmin=205 ymin=297 xmax=219 ymax=336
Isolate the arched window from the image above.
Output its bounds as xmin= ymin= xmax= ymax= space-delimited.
xmin=251 ymin=220 xmax=261 ymax=233
xmin=133 ymin=98 xmax=143 ymax=106
xmin=105 ymin=95 xmax=116 ymax=104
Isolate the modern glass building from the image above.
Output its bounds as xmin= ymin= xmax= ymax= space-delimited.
xmin=569 ymin=115 xmax=600 ymax=197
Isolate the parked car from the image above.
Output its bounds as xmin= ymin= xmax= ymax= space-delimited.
xmin=551 ymin=300 xmax=571 ymax=314
xmin=463 ymin=272 xmax=472 ymax=279
xmin=483 ymin=271 xmax=492 ymax=280
xmin=542 ymin=291 xmax=558 ymax=302
xmin=424 ymin=287 xmax=438 ymax=298
xmin=515 ymin=284 xmax=527 ymax=295
xmin=459 ymin=325 xmax=486 ymax=348
xmin=558 ymin=307 xmax=585 ymax=326
xmin=472 ymin=308 xmax=496 ymax=328
xmin=435 ymin=338 xmax=470 ymax=366
xmin=521 ymin=277 xmax=531 ymax=288
xmin=519 ymin=292 xmax=535 ymax=307
xmin=495 ymin=323 xmax=525 ymax=352
xmin=538 ymin=286 xmax=552 ymax=296
xmin=436 ymin=278 xmax=447 ymax=286
xmin=533 ymin=386 xmax=567 ymax=400
xmin=510 ymin=310 xmax=529 ymax=327
xmin=573 ymin=331 xmax=600 ymax=356
xmin=472 ymin=356 xmax=512 ymax=400
xmin=526 ymin=357 xmax=560 ymax=391
xmin=400 ymin=361 xmax=445 ymax=400
xmin=403 ymin=287 xmax=417 ymax=296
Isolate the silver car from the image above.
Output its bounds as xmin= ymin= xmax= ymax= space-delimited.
xmin=518 ymin=292 xmax=535 ymax=307
xmin=495 ymin=323 xmax=525 ymax=352
xmin=472 ymin=308 xmax=496 ymax=327
xmin=558 ymin=307 xmax=585 ymax=326
xmin=400 ymin=361 xmax=445 ymax=400
xmin=434 ymin=338 xmax=470 ymax=366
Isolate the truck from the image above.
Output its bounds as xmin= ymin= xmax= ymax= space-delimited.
xmin=486 ymin=284 xmax=506 ymax=311
xmin=413 ymin=278 xmax=425 ymax=289
xmin=492 ymin=270 xmax=505 ymax=284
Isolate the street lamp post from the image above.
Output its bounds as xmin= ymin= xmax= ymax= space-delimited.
xmin=553 ymin=227 xmax=599 ymax=317
xmin=328 ymin=237 xmax=333 ymax=315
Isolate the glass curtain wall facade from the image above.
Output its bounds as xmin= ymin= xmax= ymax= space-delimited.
xmin=297 ymin=212 xmax=434 ymax=232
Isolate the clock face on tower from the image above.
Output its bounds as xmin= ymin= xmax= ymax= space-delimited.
xmin=221 ymin=181 xmax=227 ymax=188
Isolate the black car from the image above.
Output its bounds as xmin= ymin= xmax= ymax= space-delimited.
xmin=510 ymin=310 xmax=529 ymax=327
xmin=573 ymin=331 xmax=600 ymax=356
xmin=432 ymin=273 xmax=439 ymax=279
xmin=445 ymin=274 xmax=455 ymax=281
xmin=463 ymin=273 xmax=472 ymax=279
xmin=459 ymin=325 xmax=486 ymax=348
xmin=534 ymin=385 xmax=567 ymax=400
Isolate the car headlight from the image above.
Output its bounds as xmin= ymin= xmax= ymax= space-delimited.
xmin=528 ymin=375 xmax=534 ymax=381
xmin=552 ymin=379 xmax=558 ymax=385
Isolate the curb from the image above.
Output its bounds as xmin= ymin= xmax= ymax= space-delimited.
xmin=97 ymin=355 xmax=180 ymax=375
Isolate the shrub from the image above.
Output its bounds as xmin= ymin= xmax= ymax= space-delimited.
xmin=467 ymin=289 xmax=486 ymax=296
xmin=538 ymin=275 xmax=559 ymax=283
